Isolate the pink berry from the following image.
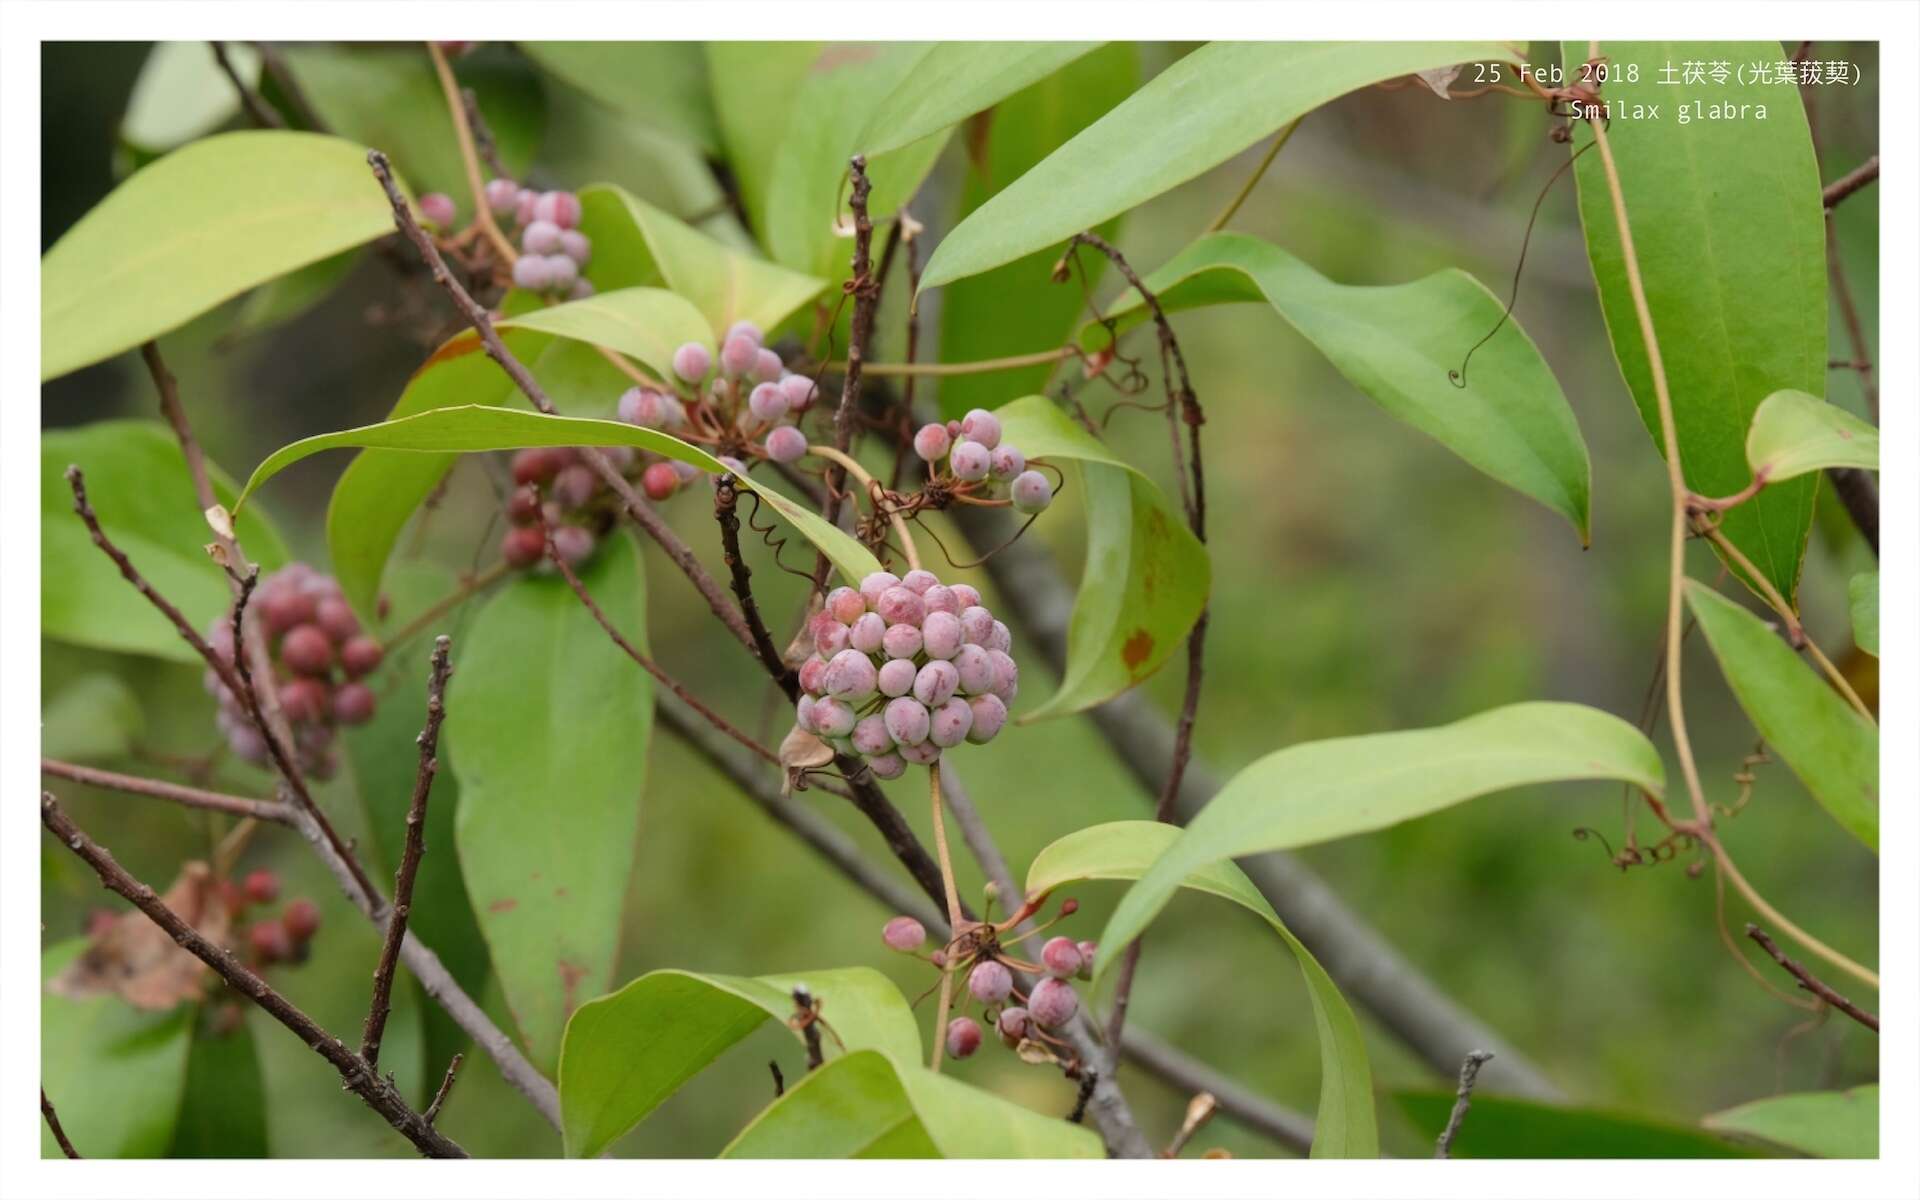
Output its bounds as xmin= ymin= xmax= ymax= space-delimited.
xmin=899 ymin=739 xmax=942 ymax=765
xmin=921 ymin=610 xmax=963 ymax=660
xmin=551 ymin=525 xmax=594 ymax=565
xmin=751 ymin=349 xmax=783 ymax=384
xmin=545 ymin=254 xmax=580 ymax=291
xmin=568 ymin=278 xmax=595 ymax=300
xmin=987 ymin=649 xmax=1019 ymax=701
xmin=949 ymin=441 xmax=990 ymax=481
xmin=511 ymin=447 xmax=565 ymax=486
xmin=521 ymin=218 xmax=563 ymax=255
xmin=953 ymin=644 xmax=996 ymax=695
xmin=1010 ymin=470 xmax=1053 ymax=513
xmin=882 ymin=915 xmax=926 ymax=952
xmin=1075 ymin=941 xmax=1098 ymax=980
xmin=913 ymin=660 xmax=959 ymax=707
xmin=825 ymin=586 xmax=866 ymax=624
xmin=332 ymin=681 xmax=378 ymax=726
xmin=618 ymin=388 xmax=660 ymax=426
xmin=249 ymin=920 xmax=293 ymax=964
xmin=958 ymin=409 xmax=1002 ymax=450
xmin=883 ymin=696 xmax=931 ymax=746
xmin=720 ymin=333 xmax=759 ymax=376
xmin=501 ymin=524 xmax=546 ymax=568
xmin=867 ymin=752 xmax=907 ymax=779
xmin=851 ymin=714 xmax=894 ymax=756
xmin=989 ymin=445 xmax=1025 ymax=482
xmin=511 ymin=253 xmax=554 ymax=291
xmin=1041 ymin=936 xmax=1083 ymax=979
xmin=950 ymin=584 xmax=982 ymax=609
xmin=315 ymin=596 xmax=359 ymax=643
xmin=968 ymin=960 xmax=1013 ymax=1004
xmin=280 ymin=625 xmax=333 ymax=676
xmin=671 ymin=342 xmax=711 ymax=383
xmin=532 ymin=190 xmax=582 ymax=229
xmin=946 ymin=1016 xmax=982 ymax=1059
xmin=823 ymin=649 xmax=878 ymax=700
xmin=283 ymin=897 xmax=322 ymax=941
xmin=485 ymin=177 xmax=520 ymax=214
xmin=278 ymin=676 xmax=328 ymax=723
xmin=340 ymin=636 xmax=384 ymax=679
xmin=513 ymin=187 xmax=538 ymax=226
xmin=810 ymin=696 xmax=857 ymax=738
xmin=811 ymin=612 xmax=851 ymax=657
xmin=641 ymin=461 xmax=680 ymax=501
xmin=552 ymin=463 xmax=597 ymax=509
xmin=671 ymin=460 xmax=700 ymax=483
xmin=958 ymin=606 xmax=996 ymax=646
xmin=928 ymin=697 xmax=973 ymax=747
xmin=875 ymin=587 xmax=925 ymax=627
xmin=726 ymin=320 xmax=763 ymax=345
xmin=965 ymin=693 xmax=1008 ymax=743
xmin=559 ymin=229 xmax=591 ymax=265
xmin=858 ymin=571 xmax=900 ymax=607
xmin=900 ymin=570 xmax=939 ymax=595
xmin=243 ymin=869 xmax=280 ymax=904
xmin=848 ymin=612 xmax=886 ymax=654
xmin=997 ymin=1006 xmax=1029 ymax=1047
xmin=912 ymin=423 xmax=951 ymax=462
xmin=921 ymin=584 xmax=959 ymax=616
xmin=798 ymin=656 xmax=830 ymax=695
xmin=748 ymin=382 xmax=789 ymax=423
xmin=1028 ymin=977 xmax=1078 ymax=1027
xmin=780 ymin=373 xmax=818 ymax=411
xmin=794 ymin=693 xmax=818 ymax=733
xmin=876 ymin=658 xmax=918 ymax=698
xmin=418 ymin=192 xmax=456 ymax=230
xmin=987 ymin=621 xmax=1012 ymax=655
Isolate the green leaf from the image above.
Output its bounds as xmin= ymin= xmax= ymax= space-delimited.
xmin=558 ymin=966 xmax=921 ymax=1158
xmin=763 ymin=44 xmax=954 ymax=277
xmin=1746 ymin=388 xmax=1879 ymax=482
xmin=445 ymin=533 xmax=651 ymax=1071
xmin=859 ymin=43 xmax=1103 ymax=157
xmin=1849 ymin=571 xmax=1878 ymax=657
xmin=43 ymin=421 xmax=288 ymax=663
xmin=169 ymin=1012 xmax=269 ymax=1158
xmin=496 ymin=287 xmax=716 ymax=382
xmin=256 ymin=403 xmax=883 ymax=586
xmin=577 ymin=184 xmax=827 ymax=336
xmin=993 ymin=397 xmax=1209 ymax=720
xmin=42 ymin=131 xmax=401 ymax=381
xmin=230 ymin=249 xmax=361 ymax=337
xmin=1097 ymin=703 xmax=1664 ymax=999
xmin=1027 ymin=821 xmax=1376 ymax=1158
xmin=42 ymin=673 xmax=146 ymax=762
xmin=722 ymin=1049 xmax=1101 ymax=1159
xmin=41 ymin=940 xmax=195 ymax=1158
xmin=281 ymin=44 xmax=544 ymax=195
xmin=706 ymin=43 xmax=824 ymax=239
xmin=121 ymin=41 xmax=252 ymax=153
xmin=1394 ymin=1092 xmax=1760 ymax=1158
xmin=1685 ymin=581 xmax=1877 ymax=851
xmin=1095 ymin=232 xmax=1591 ymax=539
xmin=1564 ymin=40 xmax=1825 ymax=602
xmin=938 ymin=43 xmax=1139 ymax=418
xmin=1704 ymin=1086 xmax=1878 ymax=1158
xmin=920 ymin=41 xmax=1522 ymax=290
xmin=519 ymin=41 xmax=719 ymax=153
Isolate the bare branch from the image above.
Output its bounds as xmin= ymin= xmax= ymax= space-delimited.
xmin=249 ymin=41 xmax=330 ymax=133
xmin=210 ymin=42 xmax=283 ymax=128
xmin=1746 ymin=924 xmax=1879 ymax=1033
xmin=41 ymin=794 xmax=465 ymax=1158
xmin=714 ymin=475 xmax=800 ymax=698
xmin=818 ymin=155 xmax=879 ymax=555
xmin=424 ymin=1053 xmax=464 ymax=1125
xmin=1435 ymin=1049 xmax=1494 ymax=1158
xmin=41 ymin=1088 xmax=82 ymax=1158
xmin=1821 ymin=155 xmax=1878 ymax=209
xmin=41 ymin=758 xmax=294 ymax=823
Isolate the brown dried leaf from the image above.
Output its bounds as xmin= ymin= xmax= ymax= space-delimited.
xmin=49 ymin=862 xmax=230 ymax=1010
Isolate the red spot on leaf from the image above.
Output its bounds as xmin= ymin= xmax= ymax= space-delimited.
xmin=558 ymin=959 xmax=588 ymax=1015
xmin=1122 ymin=629 xmax=1155 ymax=674
xmin=487 ymin=898 xmax=518 ymax=914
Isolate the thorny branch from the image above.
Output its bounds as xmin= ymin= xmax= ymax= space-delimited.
xmin=41 ymin=795 xmax=466 ymax=1158
xmin=361 ymin=636 xmax=454 ymax=1069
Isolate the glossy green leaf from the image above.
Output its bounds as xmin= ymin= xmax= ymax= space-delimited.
xmin=42 ymin=131 xmax=401 ymax=381
xmin=281 ymin=44 xmax=544 ymax=195
xmin=992 ymin=397 xmax=1210 ymax=720
xmin=723 ymin=1049 xmax=1101 ymax=1159
xmin=121 ymin=41 xmax=251 ymax=153
xmin=938 ymin=43 xmax=1139 ymax=417
xmin=859 ymin=43 xmax=1102 ymax=156
xmin=257 ymin=403 xmax=882 ymax=585
xmin=1028 ymin=821 xmax=1375 ymax=1158
xmin=519 ymin=41 xmax=719 ymax=153
xmin=558 ymin=966 xmax=921 ymax=1158
xmin=43 ymin=421 xmax=288 ymax=663
xmin=1564 ymin=40 xmax=1825 ymax=602
xmin=577 ymin=184 xmax=827 ymax=336
xmin=921 ymin=41 xmax=1522 ymax=290
xmin=1746 ymin=389 xmax=1879 ymax=482
xmin=496 ymin=287 xmax=715 ymax=382
xmin=169 ymin=1013 xmax=269 ymax=1158
xmin=763 ymin=44 xmax=954 ymax=277
xmin=1849 ymin=571 xmax=1878 ymax=657
xmin=706 ymin=42 xmax=824 ymax=238
xmin=1685 ymin=581 xmax=1877 ymax=851
xmin=446 ymin=533 xmax=651 ymax=1071
xmin=1705 ymin=1086 xmax=1878 ymax=1158
xmin=1395 ymin=1092 xmax=1759 ymax=1158
xmin=42 ymin=673 xmax=145 ymax=762
xmin=41 ymin=940 xmax=195 ymax=1158
xmin=1098 ymin=703 xmax=1664 ymax=996
xmin=1095 ymin=232 xmax=1590 ymax=538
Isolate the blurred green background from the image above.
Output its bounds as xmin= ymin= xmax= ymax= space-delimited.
xmin=40 ymin=41 xmax=1880 ymax=1158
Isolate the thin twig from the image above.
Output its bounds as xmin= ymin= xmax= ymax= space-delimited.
xmin=830 ymin=347 xmax=1074 ymax=378
xmin=1205 ymin=119 xmax=1301 ymax=233
xmin=1434 ymin=1050 xmax=1494 ymax=1158
xmin=425 ymin=42 xmax=516 ymax=264
xmin=40 ymin=758 xmax=294 ymax=822
xmin=714 ymin=476 xmax=800 ymax=699
xmin=460 ymin=86 xmax=512 ymax=180
xmin=362 ymin=636 xmax=453 ymax=1068
xmin=40 ymin=1088 xmax=82 ymax=1158
xmin=383 ymin=560 xmax=512 ymax=651
xmin=210 ymin=42 xmax=283 ymax=128
xmin=816 ymin=154 xmax=879 ymax=588
xmin=1746 ymin=925 xmax=1879 ymax=1032
xmin=250 ymin=41 xmax=329 ymax=133
xmin=424 ymin=1053 xmax=464 ymax=1125
xmin=41 ymin=794 xmax=466 ymax=1158
xmin=1821 ymin=155 xmax=1878 ymax=210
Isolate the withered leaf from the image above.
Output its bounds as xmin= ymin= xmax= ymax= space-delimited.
xmin=50 ymin=861 xmax=230 ymax=1010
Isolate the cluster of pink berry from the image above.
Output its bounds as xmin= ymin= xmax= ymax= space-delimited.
xmin=227 ymin=869 xmax=323 ymax=968
xmin=914 ymin=409 xmax=1054 ymax=514
xmin=882 ymin=908 xmax=1097 ymax=1062
xmin=205 ymin=564 xmax=383 ymax=779
xmin=496 ymin=445 xmax=640 ymax=570
xmin=614 ymin=321 xmax=821 ymax=493
xmin=481 ymin=178 xmax=594 ymax=300
xmin=793 ymin=568 xmax=1016 ymax=778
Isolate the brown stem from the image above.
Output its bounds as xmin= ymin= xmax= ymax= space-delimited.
xmin=714 ymin=476 xmax=800 ymax=700
xmin=1746 ymin=924 xmax=1879 ymax=1033
xmin=362 ymin=636 xmax=453 ymax=1068
xmin=1821 ymin=155 xmax=1878 ymax=210
xmin=424 ymin=1053 xmax=464 ymax=1125
xmin=40 ymin=758 xmax=293 ymax=822
xmin=41 ymin=1088 xmax=82 ymax=1158
xmin=41 ymin=794 xmax=466 ymax=1158
xmin=250 ymin=41 xmax=329 ymax=133
xmin=460 ymin=86 xmax=512 ymax=181
xmin=210 ymin=42 xmax=283 ymax=128
xmin=1434 ymin=1050 xmax=1494 ymax=1158
xmin=816 ymin=154 xmax=878 ymax=586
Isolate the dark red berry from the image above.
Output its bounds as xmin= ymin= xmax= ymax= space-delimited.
xmin=332 ymin=682 xmax=377 ymax=726
xmin=277 ymin=676 xmax=329 ymax=723
xmin=249 ymin=920 xmax=294 ymax=964
xmin=260 ymin=589 xmax=317 ymax=635
xmin=641 ymin=461 xmax=680 ymax=501
xmin=316 ymin=596 xmax=360 ymax=643
xmin=501 ymin=524 xmax=547 ymax=568
xmin=340 ymin=636 xmax=384 ymax=679
xmin=242 ymin=869 xmax=280 ymax=904
xmin=283 ymin=898 xmax=322 ymax=942
xmin=511 ymin=447 xmax=565 ymax=486
xmin=280 ymin=625 xmax=334 ymax=676
xmin=506 ymin=484 xmax=543 ymax=525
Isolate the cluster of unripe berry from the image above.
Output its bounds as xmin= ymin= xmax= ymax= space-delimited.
xmin=914 ymin=410 xmax=1054 ymax=514
xmin=205 ymin=564 xmax=383 ymax=779
xmin=497 ymin=445 xmax=639 ymax=570
xmin=616 ymin=321 xmax=821 ymax=485
xmin=793 ymin=568 xmax=1016 ymax=777
xmin=228 ymin=869 xmax=323 ymax=968
xmin=881 ymin=902 xmax=1097 ymax=1063
xmin=478 ymin=178 xmax=594 ymax=300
